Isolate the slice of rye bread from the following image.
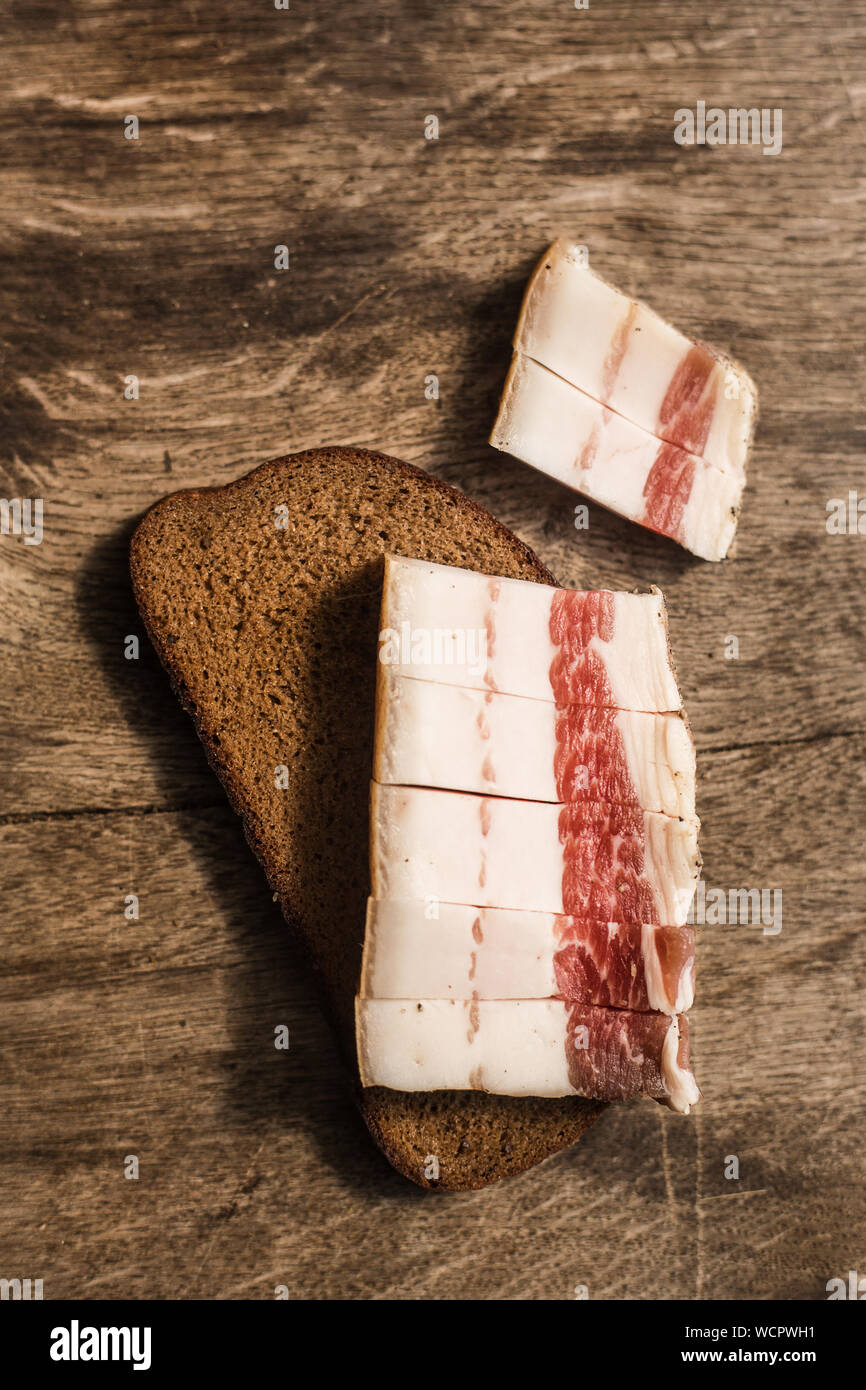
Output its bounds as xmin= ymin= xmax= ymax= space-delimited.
xmin=130 ymin=446 xmax=603 ymax=1190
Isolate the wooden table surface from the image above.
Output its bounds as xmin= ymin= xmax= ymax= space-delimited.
xmin=2 ymin=0 xmax=864 ymax=1300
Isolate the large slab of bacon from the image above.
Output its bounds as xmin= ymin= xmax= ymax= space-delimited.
xmin=489 ymin=240 xmax=757 ymax=561
xmin=356 ymin=557 xmax=702 ymax=1113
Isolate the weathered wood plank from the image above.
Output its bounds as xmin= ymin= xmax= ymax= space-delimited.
xmin=2 ymin=733 xmax=864 ymax=1298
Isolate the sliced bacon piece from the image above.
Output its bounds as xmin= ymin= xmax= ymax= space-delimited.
xmin=355 ymin=997 xmax=700 ymax=1113
xmin=371 ymin=784 xmax=700 ymax=925
xmin=514 ymin=239 xmax=756 ymax=478
xmin=361 ymin=899 xmax=695 ymax=1015
xmin=379 ymin=555 xmax=682 ymax=711
xmin=375 ymin=670 xmax=696 ymax=818
xmin=490 ymin=353 xmax=743 ymax=561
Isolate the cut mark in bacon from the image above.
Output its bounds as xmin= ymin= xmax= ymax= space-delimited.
xmin=658 ymin=343 xmax=718 ymax=459
xmin=642 ymin=441 xmax=697 ymax=537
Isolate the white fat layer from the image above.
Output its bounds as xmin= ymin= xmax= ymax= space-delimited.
xmin=681 ymin=463 xmax=744 ymax=562
xmin=492 ymin=353 xmax=660 ymax=513
xmin=376 ymin=670 xmax=695 ymax=817
xmin=380 ymin=555 xmax=682 ymax=711
xmin=355 ymin=998 xmax=574 ymax=1095
xmin=380 ymin=554 xmax=557 ymax=699
xmin=661 ymin=1016 xmax=701 ymax=1114
xmin=600 ymin=593 xmax=681 ymax=711
xmin=371 ymin=783 xmax=700 ymax=924
xmin=615 ymin=707 xmax=696 ymax=820
xmin=362 ymin=900 xmax=559 ymax=999
xmin=515 ymin=239 xmax=755 ymax=477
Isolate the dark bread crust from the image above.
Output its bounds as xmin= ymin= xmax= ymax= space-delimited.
xmin=130 ymin=447 xmax=602 ymax=1189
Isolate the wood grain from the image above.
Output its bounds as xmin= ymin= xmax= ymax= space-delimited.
xmin=1 ymin=0 xmax=864 ymax=1298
